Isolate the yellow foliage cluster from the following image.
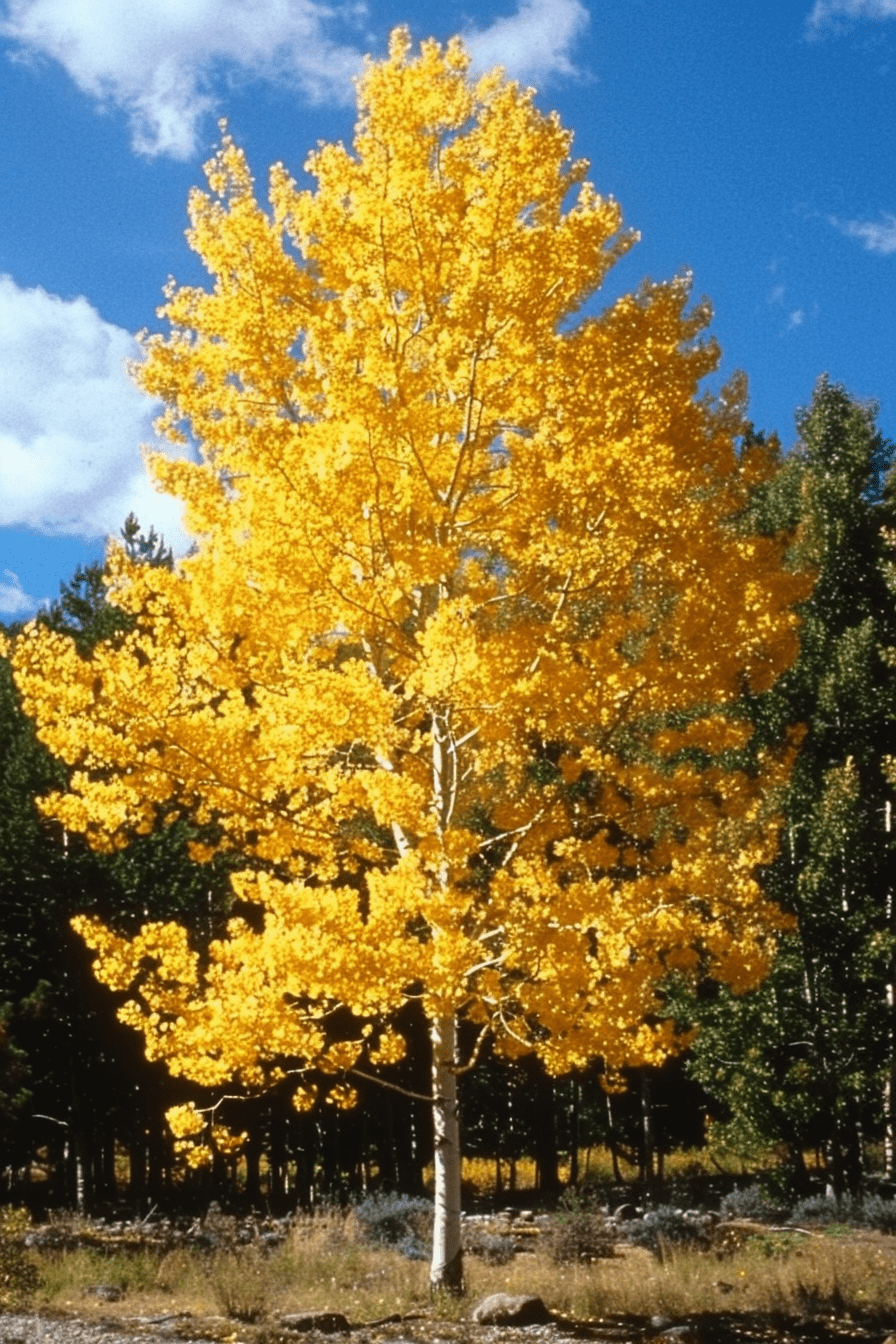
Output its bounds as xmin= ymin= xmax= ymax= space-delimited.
xmin=8 ymin=32 xmax=806 ymax=1131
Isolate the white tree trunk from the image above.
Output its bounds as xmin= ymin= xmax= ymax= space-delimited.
xmin=884 ymin=1057 xmax=895 ymax=1181
xmin=429 ymin=1013 xmax=463 ymax=1293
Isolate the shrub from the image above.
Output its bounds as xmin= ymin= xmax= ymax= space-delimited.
xmin=858 ymin=1194 xmax=896 ymax=1234
xmin=462 ymin=1225 xmax=516 ymax=1264
xmin=720 ymin=1185 xmax=791 ymax=1224
xmin=547 ymin=1190 xmax=617 ymax=1265
xmin=353 ymin=1193 xmax=433 ymax=1261
xmin=788 ymin=1192 xmax=896 ymax=1234
xmin=0 ymin=1206 xmax=40 ymax=1308
xmin=627 ymin=1206 xmax=712 ymax=1259
xmin=790 ymin=1194 xmax=855 ymax=1226
xmin=209 ymin=1250 xmax=270 ymax=1322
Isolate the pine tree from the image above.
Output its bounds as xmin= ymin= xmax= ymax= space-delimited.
xmin=688 ymin=378 xmax=896 ymax=1195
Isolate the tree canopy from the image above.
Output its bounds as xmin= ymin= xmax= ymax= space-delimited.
xmin=686 ymin=378 xmax=896 ymax=1194
xmin=6 ymin=30 xmax=805 ymax=1286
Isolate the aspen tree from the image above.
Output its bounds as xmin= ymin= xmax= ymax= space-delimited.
xmin=7 ymin=31 xmax=805 ymax=1289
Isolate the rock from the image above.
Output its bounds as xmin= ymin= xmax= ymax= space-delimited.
xmin=280 ymin=1311 xmax=352 ymax=1333
xmin=613 ymin=1202 xmax=639 ymax=1222
xmin=471 ymin=1294 xmax=554 ymax=1326
xmin=82 ymin=1284 xmax=125 ymax=1302
xmin=650 ymin=1324 xmax=709 ymax=1344
xmin=258 ymin=1230 xmax=285 ymax=1250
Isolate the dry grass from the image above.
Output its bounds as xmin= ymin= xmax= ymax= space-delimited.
xmin=24 ymin=1212 xmax=896 ymax=1328
xmin=31 ymin=1208 xmax=432 ymax=1325
xmin=480 ymin=1233 xmax=896 ymax=1322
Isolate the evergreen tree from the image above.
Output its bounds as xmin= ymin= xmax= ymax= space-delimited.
xmin=0 ymin=519 xmax=233 ymax=1209
xmin=688 ymin=378 xmax=896 ymax=1196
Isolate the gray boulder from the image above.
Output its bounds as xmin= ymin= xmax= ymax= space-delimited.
xmin=471 ymin=1294 xmax=553 ymax=1325
xmin=82 ymin=1284 xmax=125 ymax=1302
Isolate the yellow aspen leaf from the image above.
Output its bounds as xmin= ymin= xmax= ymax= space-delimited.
xmin=211 ymin=1126 xmax=248 ymax=1154
xmin=327 ymin=1084 xmax=359 ymax=1109
xmin=367 ymin=1030 xmax=407 ymax=1067
xmin=166 ymin=1103 xmax=206 ymax=1139
xmin=291 ymin=1085 xmax=319 ymax=1112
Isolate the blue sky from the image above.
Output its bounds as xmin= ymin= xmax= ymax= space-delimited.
xmin=1 ymin=0 xmax=894 ymax=618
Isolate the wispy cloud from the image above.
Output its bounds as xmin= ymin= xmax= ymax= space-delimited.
xmin=1 ymin=0 xmax=367 ymax=159
xmin=465 ymin=0 xmax=589 ymax=84
xmin=0 ymin=275 xmax=189 ymax=547
xmin=0 ymin=569 xmax=35 ymax=617
xmin=765 ymin=279 xmax=815 ymax=334
xmin=807 ymin=0 xmax=896 ymax=36
xmin=832 ymin=212 xmax=896 ymax=253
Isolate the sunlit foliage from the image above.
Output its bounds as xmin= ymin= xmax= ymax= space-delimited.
xmin=6 ymin=32 xmax=804 ymax=1147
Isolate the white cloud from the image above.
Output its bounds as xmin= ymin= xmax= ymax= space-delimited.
xmin=1 ymin=0 xmax=589 ymax=159
xmin=786 ymin=309 xmax=806 ymax=329
xmin=1 ymin=0 xmax=367 ymax=159
xmin=0 ymin=569 xmax=35 ymax=617
xmin=465 ymin=0 xmax=590 ymax=85
xmin=807 ymin=0 xmax=896 ymax=35
xmin=834 ymin=212 xmax=896 ymax=253
xmin=0 ymin=275 xmax=190 ymax=550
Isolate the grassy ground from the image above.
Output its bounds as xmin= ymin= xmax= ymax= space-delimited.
xmin=13 ymin=1208 xmax=896 ymax=1330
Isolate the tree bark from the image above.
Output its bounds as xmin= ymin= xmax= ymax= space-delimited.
xmin=568 ymin=1077 xmax=580 ymax=1187
xmin=429 ymin=1014 xmax=463 ymax=1294
xmin=640 ymin=1069 xmax=656 ymax=1192
xmin=606 ymin=1090 xmax=623 ymax=1184
xmin=527 ymin=1058 xmax=560 ymax=1195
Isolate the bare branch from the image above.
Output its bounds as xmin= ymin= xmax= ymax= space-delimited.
xmin=348 ymin=1067 xmax=433 ymax=1105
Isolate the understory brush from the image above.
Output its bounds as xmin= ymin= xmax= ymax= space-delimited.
xmin=19 ymin=1207 xmax=896 ymax=1328
xmin=545 ymin=1189 xmax=618 ymax=1264
xmin=29 ymin=1209 xmax=431 ymax=1324
xmin=0 ymin=1206 xmax=40 ymax=1309
xmin=789 ymin=1193 xmax=896 ymax=1234
xmin=351 ymin=1192 xmax=434 ymax=1261
xmin=542 ymin=1236 xmax=896 ymax=1322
